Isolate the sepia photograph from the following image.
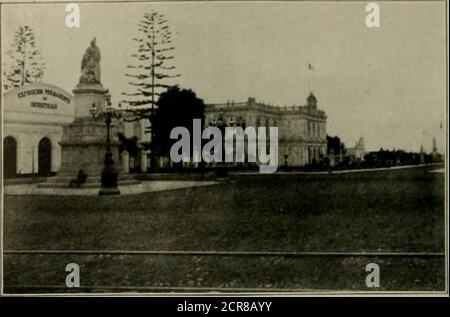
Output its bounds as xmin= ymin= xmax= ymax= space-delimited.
xmin=0 ymin=0 xmax=447 ymax=298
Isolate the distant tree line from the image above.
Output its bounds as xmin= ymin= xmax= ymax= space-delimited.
xmin=318 ymin=135 xmax=443 ymax=172
xmin=364 ymin=149 xmax=441 ymax=167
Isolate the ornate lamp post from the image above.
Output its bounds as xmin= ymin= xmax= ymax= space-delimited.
xmin=90 ymin=89 xmax=122 ymax=196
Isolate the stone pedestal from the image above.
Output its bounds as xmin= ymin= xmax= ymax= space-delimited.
xmin=329 ymin=153 xmax=335 ymax=167
xmin=39 ymin=84 xmax=139 ymax=188
xmin=140 ymin=150 xmax=149 ymax=173
xmin=120 ymin=150 xmax=130 ymax=173
xmin=59 ymin=85 xmax=120 ymax=178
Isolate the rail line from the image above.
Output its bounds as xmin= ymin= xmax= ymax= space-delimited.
xmin=3 ymin=250 xmax=445 ymax=257
xmin=2 ymin=285 xmax=323 ymax=293
xmin=4 ymin=285 xmax=444 ymax=294
xmin=4 ymin=250 xmax=445 ymax=293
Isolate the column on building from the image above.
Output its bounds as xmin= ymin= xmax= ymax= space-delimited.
xmin=49 ymin=133 xmax=62 ymax=173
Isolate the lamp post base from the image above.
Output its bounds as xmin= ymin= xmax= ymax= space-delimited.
xmin=99 ymin=162 xmax=120 ymax=196
xmin=99 ymin=186 xmax=121 ymax=196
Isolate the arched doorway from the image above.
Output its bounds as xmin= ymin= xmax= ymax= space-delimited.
xmin=38 ymin=137 xmax=52 ymax=176
xmin=3 ymin=136 xmax=17 ymax=178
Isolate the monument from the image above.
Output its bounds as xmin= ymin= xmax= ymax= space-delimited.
xmin=431 ymin=137 xmax=438 ymax=162
xmin=40 ymin=38 xmax=138 ymax=191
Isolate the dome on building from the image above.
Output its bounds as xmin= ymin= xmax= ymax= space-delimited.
xmin=307 ymin=92 xmax=317 ymax=108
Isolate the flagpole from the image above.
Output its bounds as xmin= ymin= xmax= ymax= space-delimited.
xmin=308 ymin=63 xmax=314 ymax=93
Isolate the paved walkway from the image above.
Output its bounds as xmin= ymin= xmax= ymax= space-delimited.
xmin=232 ymin=163 xmax=444 ymax=175
xmin=3 ymin=180 xmax=219 ymax=196
xmin=429 ymin=168 xmax=445 ymax=174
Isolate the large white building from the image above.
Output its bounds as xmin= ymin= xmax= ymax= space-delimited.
xmin=3 ymin=83 xmax=74 ymax=178
xmin=346 ymin=137 xmax=366 ymax=162
xmin=205 ymin=93 xmax=327 ymax=166
xmin=3 ymin=82 xmax=151 ymax=178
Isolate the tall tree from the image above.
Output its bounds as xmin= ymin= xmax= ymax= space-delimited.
xmin=122 ymin=11 xmax=180 ymax=169
xmin=3 ymin=25 xmax=46 ymax=91
xmin=153 ymin=86 xmax=205 ymax=163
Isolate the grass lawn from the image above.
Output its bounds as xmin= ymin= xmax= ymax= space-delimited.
xmin=3 ymin=165 xmax=446 ymax=292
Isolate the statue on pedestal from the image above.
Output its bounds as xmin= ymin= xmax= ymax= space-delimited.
xmin=79 ymin=37 xmax=101 ymax=85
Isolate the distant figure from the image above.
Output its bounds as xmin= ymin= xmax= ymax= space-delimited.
xmin=69 ymin=169 xmax=87 ymax=188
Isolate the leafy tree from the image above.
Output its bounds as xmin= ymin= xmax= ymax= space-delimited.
xmin=3 ymin=25 xmax=46 ymax=91
xmin=327 ymin=135 xmax=345 ymax=155
xmin=153 ymin=86 xmax=205 ymax=162
xmin=117 ymin=133 xmax=140 ymax=159
xmin=121 ymin=11 xmax=180 ymax=169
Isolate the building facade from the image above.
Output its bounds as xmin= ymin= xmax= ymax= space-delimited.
xmin=3 ymin=83 xmax=74 ymax=178
xmin=205 ymin=92 xmax=327 ymax=167
xmin=346 ymin=137 xmax=366 ymax=162
xmin=3 ymin=83 xmax=328 ymax=176
xmin=2 ymin=83 xmax=153 ymax=178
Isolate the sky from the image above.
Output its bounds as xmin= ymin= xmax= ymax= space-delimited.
xmin=1 ymin=1 xmax=447 ymax=153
